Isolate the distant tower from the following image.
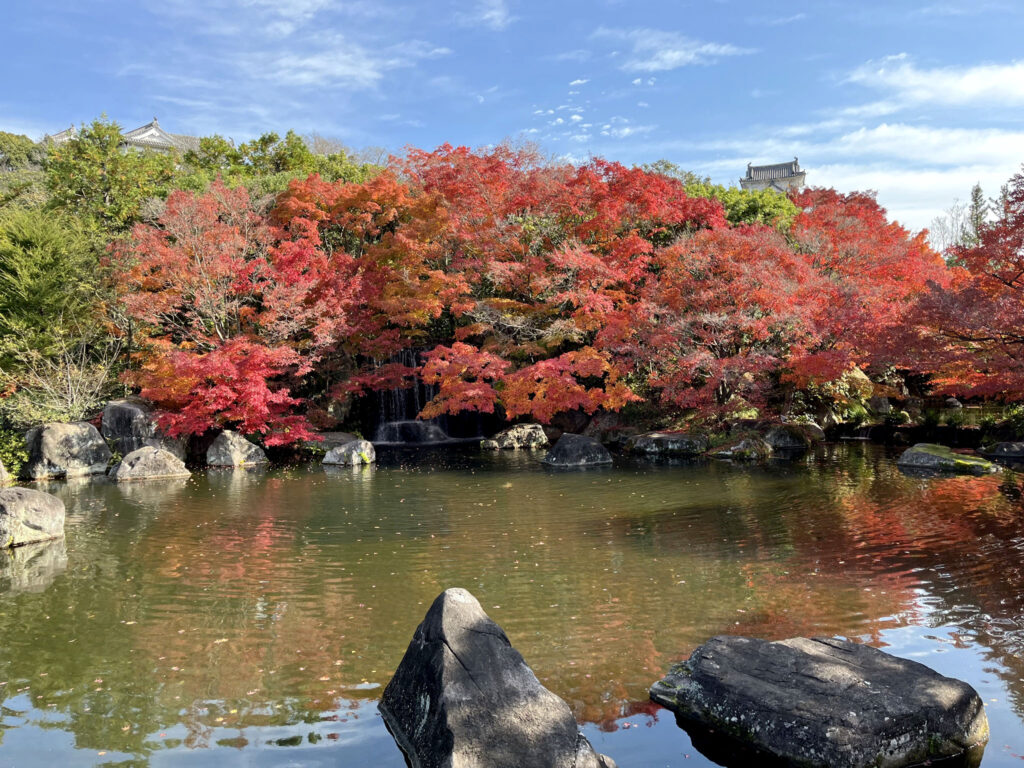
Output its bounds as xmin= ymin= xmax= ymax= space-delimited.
xmin=740 ymin=157 xmax=806 ymax=192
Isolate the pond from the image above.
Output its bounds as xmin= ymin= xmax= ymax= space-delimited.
xmin=2 ymin=443 xmax=1024 ymax=767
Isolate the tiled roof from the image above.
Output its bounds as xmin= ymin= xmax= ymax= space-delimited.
xmin=43 ymin=118 xmax=200 ymax=154
xmin=744 ymin=158 xmax=803 ymax=181
xmin=122 ymin=119 xmax=200 ymax=153
xmin=44 ymin=125 xmax=77 ymax=145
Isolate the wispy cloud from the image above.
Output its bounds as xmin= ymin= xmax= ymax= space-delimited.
xmin=747 ymin=12 xmax=807 ymax=25
xmin=569 ymin=78 xmax=590 ymax=86
xmin=457 ymin=0 xmax=514 ymax=30
xmin=913 ymin=1 xmax=1015 ymax=17
xmin=552 ymin=49 xmax=591 ymax=62
xmin=642 ymin=120 xmax=1023 ymax=231
xmin=847 ymin=55 xmax=1024 ymax=107
xmin=594 ymin=27 xmax=754 ymax=71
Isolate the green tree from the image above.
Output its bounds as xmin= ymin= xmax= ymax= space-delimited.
xmin=965 ymin=182 xmax=989 ymax=247
xmin=45 ymin=117 xmax=175 ymax=230
xmin=0 ymin=207 xmax=100 ymax=360
xmin=179 ymin=130 xmax=382 ymax=195
xmin=642 ymin=159 xmax=799 ymax=230
xmin=0 ymin=131 xmax=44 ymax=171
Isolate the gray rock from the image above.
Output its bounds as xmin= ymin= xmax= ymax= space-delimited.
xmin=206 ymin=430 xmax=268 ymax=467
xmin=101 ymin=400 xmax=185 ymax=459
xmin=0 ymin=488 xmax=65 ymax=547
xmin=305 ymin=431 xmax=359 ymax=451
xmin=490 ymin=423 xmax=550 ymax=450
xmin=0 ymin=459 xmax=10 ymax=487
xmin=764 ymin=424 xmax=811 ymax=451
xmin=0 ymin=538 xmax=67 ymax=594
xmin=109 ymin=447 xmax=190 ymax=482
xmin=542 ymin=433 xmax=613 ymax=467
xmin=795 ymin=420 xmax=826 ymax=441
xmin=22 ymin=422 xmax=112 ymax=480
xmin=868 ymin=396 xmax=892 ymax=415
xmin=651 ymin=635 xmax=988 ymax=768
xmin=945 ymin=397 xmax=964 ymax=409
xmin=711 ymin=438 xmax=772 ymax=461
xmin=480 ymin=439 xmax=500 ymax=450
xmin=625 ymin=432 xmax=710 ymax=457
xmin=897 ymin=444 xmax=997 ymax=475
xmin=381 ymin=588 xmax=616 ymax=768
xmin=981 ymin=442 xmax=1024 ymax=461
xmin=322 ymin=439 xmax=376 ymax=466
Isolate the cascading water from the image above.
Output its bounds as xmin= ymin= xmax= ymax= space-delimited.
xmin=372 ymin=349 xmax=452 ymax=444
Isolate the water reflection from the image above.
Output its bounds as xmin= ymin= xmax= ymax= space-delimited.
xmin=0 ymin=444 xmax=1022 ymax=766
xmin=0 ymin=539 xmax=67 ymax=595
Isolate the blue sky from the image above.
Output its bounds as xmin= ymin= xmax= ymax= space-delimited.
xmin=3 ymin=0 xmax=1023 ymax=230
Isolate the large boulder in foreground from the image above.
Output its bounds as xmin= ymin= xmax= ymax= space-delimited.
xmin=101 ymin=400 xmax=185 ymax=459
xmin=322 ymin=439 xmax=376 ymax=466
xmin=206 ymin=431 xmax=268 ymax=467
xmin=541 ymin=433 xmax=612 ymax=467
xmin=22 ymin=422 xmax=111 ymax=480
xmin=0 ymin=488 xmax=65 ymax=547
xmin=625 ymin=431 xmax=709 ymax=457
xmin=109 ymin=447 xmax=191 ymax=482
xmin=651 ymin=635 xmax=988 ymax=768
xmin=486 ymin=423 xmax=550 ymax=450
xmin=381 ymin=588 xmax=616 ymax=768
xmin=897 ymin=443 xmax=997 ymax=475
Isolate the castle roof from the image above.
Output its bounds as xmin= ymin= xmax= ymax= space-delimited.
xmin=744 ymin=158 xmax=803 ymax=182
xmin=43 ymin=118 xmax=200 ymax=153
xmin=122 ymin=118 xmax=201 ymax=153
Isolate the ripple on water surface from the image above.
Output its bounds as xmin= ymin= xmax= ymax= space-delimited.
xmin=2 ymin=443 xmax=1024 ymax=766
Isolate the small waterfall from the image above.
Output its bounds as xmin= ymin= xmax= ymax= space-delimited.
xmin=375 ymin=420 xmax=450 ymax=444
xmin=372 ymin=349 xmax=451 ymax=444
xmin=841 ymin=425 xmax=874 ymax=441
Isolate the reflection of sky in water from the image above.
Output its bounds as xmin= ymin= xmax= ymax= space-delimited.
xmin=2 ymin=443 xmax=1024 ymax=766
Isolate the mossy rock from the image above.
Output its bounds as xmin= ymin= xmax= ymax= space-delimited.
xmin=897 ymin=444 xmax=997 ymax=476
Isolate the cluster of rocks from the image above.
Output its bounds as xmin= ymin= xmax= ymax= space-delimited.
xmin=383 ymin=587 xmax=988 ymax=768
xmin=474 ymin=419 xmax=833 ymax=469
xmin=1 ymin=400 xmax=279 ymax=490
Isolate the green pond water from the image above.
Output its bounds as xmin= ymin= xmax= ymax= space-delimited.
xmin=2 ymin=442 xmax=1024 ymax=767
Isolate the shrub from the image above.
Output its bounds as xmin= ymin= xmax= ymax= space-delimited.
xmin=0 ymin=427 xmax=28 ymax=477
xmin=943 ymin=409 xmax=966 ymax=428
xmin=921 ymin=409 xmax=942 ymax=430
xmin=884 ymin=410 xmax=910 ymax=426
xmin=1005 ymin=405 xmax=1024 ymax=438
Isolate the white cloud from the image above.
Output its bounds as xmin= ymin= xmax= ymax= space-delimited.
xmin=457 ymin=0 xmax=514 ymax=30
xmin=847 ymin=55 xmax=1024 ymax=107
xmin=569 ymin=78 xmax=590 ymax=86
xmin=812 ymin=163 xmax=1015 ymax=231
xmin=250 ymin=37 xmax=450 ymax=89
xmin=600 ymin=124 xmax=655 ymax=139
xmin=747 ymin=12 xmax=807 ymax=25
xmin=594 ymin=27 xmax=754 ymax=72
xmin=651 ymin=121 xmax=1023 ymax=231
